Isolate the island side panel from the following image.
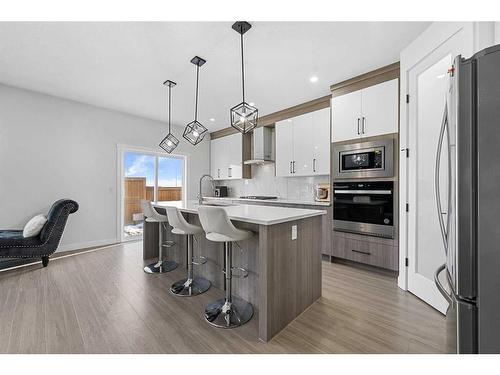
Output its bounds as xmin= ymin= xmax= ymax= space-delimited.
xmin=258 ymin=215 xmax=322 ymax=342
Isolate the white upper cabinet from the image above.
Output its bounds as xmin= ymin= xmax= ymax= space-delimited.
xmin=275 ymin=107 xmax=330 ymax=177
xmin=211 ymin=136 xmax=226 ymax=180
xmin=275 ymin=119 xmax=294 ymax=177
xmin=331 ymin=90 xmax=362 ymax=142
xmin=291 ymin=113 xmax=313 ymax=176
xmin=211 ymin=133 xmax=242 ymax=180
xmin=311 ymin=107 xmax=331 ymax=175
xmin=360 ymin=79 xmax=399 ymax=138
xmin=331 ymin=78 xmax=398 ymax=142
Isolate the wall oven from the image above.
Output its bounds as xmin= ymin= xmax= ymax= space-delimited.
xmin=333 ymin=181 xmax=394 ymax=238
xmin=333 ymin=139 xmax=394 ymax=179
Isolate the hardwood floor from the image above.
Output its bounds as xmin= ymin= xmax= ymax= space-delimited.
xmin=0 ymin=242 xmax=452 ymax=354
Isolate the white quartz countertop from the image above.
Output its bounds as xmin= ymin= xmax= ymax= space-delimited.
xmin=154 ymin=200 xmax=326 ymax=226
xmin=202 ymin=196 xmax=331 ymax=207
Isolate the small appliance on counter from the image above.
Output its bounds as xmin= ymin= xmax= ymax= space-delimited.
xmin=314 ymin=183 xmax=330 ymax=202
xmin=214 ymin=186 xmax=228 ymax=197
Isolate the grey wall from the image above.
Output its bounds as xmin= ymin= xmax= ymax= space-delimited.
xmin=0 ymin=84 xmax=210 ymax=251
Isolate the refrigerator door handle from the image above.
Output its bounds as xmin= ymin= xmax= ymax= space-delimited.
xmin=435 ymin=100 xmax=449 ymax=253
xmin=434 ymin=263 xmax=453 ymax=305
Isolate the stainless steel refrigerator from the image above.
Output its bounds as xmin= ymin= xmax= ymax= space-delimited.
xmin=434 ymin=44 xmax=500 ymax=354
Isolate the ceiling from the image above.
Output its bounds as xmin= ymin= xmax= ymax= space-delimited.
xmin=0 ymin=22 xmax=430 ymax=132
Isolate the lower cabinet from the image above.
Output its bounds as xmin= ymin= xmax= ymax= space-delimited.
xmin=331 ymin=231 xmax=398 ymax=271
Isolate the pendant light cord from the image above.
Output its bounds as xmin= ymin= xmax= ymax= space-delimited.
xmin=240 ymin=30 xmax=245 ymax=103
xmin=168 ymin=84 xmax=172 ymax=133
xmin=194 ymin=64 xmax=200 ymax=121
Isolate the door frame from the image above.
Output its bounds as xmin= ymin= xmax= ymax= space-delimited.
xmin=398 ymin=22 xmax=474 ymax=293
xmin=116 ymin=144 xmax=188 ymax=243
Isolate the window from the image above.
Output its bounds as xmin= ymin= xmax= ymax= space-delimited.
xmin=122 ymin=150 xmax=184 ymax=239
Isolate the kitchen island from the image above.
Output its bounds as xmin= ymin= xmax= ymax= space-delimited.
xmin=143 ymin=200 xmax=325 ymax=342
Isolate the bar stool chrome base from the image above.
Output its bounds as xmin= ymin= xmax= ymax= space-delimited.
xmin=143 ymin=260 xmax=178 ymax=274
xmin=170 ymin=277 xmax=211 ymax=296
xmin=204 ymin=296 xmax=254 ymax=328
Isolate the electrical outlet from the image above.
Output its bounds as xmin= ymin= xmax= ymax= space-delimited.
xmin=291 ymin=225 xmax=297 ymax=240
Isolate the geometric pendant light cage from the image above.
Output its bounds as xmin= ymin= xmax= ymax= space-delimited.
xmin=183 ymin=56 xmax=208 ymax=145
xmin=159 ymin=80 xmax=180 ymax=153
xmin=230 ymin=21 xmax=258 ymax=134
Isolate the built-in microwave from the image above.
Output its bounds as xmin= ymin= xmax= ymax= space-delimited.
xmin=332 ymin=138 xmax=394 ymax=179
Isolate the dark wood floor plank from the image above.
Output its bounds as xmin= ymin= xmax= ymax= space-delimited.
xmin=0 ymin=242 xmax=452 ymax=354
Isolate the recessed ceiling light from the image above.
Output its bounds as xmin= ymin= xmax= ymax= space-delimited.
xmin=209 ymin=118 xmax=215 ymax=122
xmin=309 ymin=76 xmax=319 ymax=83
xmin=249 ymin=102 xmax=255 ymax=106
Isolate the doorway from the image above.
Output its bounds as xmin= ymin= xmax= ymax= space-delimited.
xmin=118 ymin=146 xmax=185 ymax=241
xmin=401 ymin=24 xmax=473 ymax=313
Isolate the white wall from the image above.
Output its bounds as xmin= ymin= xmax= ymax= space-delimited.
xmin=473 ymin=22 xmax=496 ymax=52
xmin=0 ymin=84 xmax=210 ymax=251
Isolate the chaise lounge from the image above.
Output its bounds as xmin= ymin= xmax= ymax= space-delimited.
xmin=0 ymin=199 xmax=79 ymax=267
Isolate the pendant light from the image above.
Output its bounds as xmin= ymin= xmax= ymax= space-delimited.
xmin=230 ymin=21 xmax=258 ymax=134
xmin=183 ymin=56 xmax=208 ymax=145
xmin=159 ymin=80 xmax=180 ymax=153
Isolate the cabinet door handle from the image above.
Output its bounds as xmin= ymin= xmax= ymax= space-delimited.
xmin=351 ymin=249 xmax=371 ymax=256
xmin=292 ymin=161 xmax=296 ymax=174
xmin=217 ymin=168 xmax=220 ymax=178
xmin=357 ymin=118 xmax=360 ymax=135
xmin=362 ymin=117 xmax=366 ymax=134
xmin=289 ymin=161 xmax=292 ymax=174
xmin=228 ymin=167 xmax=232 ymax=178
xmin=313 ymin=158 xmax=317 ymax=172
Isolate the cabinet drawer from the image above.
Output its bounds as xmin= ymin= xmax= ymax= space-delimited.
xmin=332 ymin=233 xmax=398 ymax=271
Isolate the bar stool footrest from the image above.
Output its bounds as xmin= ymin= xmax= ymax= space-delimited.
xmin=192 ymin=255 xmax=207 ymax=266
xmin=161 ymin=240 xmax=176 ymax=248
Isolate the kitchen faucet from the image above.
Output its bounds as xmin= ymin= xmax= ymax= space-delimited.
xmin=198 ymin=174 xmax=214 ymax=205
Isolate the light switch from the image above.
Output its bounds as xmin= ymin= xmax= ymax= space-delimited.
xmin=291 ymin=225 xmax=297 ymax=240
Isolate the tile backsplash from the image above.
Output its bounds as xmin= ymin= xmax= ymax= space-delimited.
xmin=216 ymin=163 xmax=329 ymax=203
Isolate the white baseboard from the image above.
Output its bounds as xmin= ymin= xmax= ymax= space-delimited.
xmin=56 ymin=238 xmax=118 ymax=253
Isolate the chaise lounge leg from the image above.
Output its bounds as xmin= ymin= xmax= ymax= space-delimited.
xmin=41 ymin=256 xmax=49 ymax=267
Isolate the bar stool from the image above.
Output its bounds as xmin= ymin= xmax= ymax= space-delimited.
xmin=198 ymin=206 xmax=254 ymax=328
xmin=165 ymin=206 xmax=211 ymax=296
xmin=141 ymin=200 xmax=178 ymax=274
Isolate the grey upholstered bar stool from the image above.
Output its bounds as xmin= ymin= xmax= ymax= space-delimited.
xmin=165 ymin=206 xmax=211 ymax=296
xmin=198 ymin=206 xmax=254 ymax=328
xmin=141 ymin=200 xmax=178 ymax=274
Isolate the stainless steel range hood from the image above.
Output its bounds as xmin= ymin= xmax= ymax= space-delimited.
xmin=244 ymin=126 xmax=274 ymax=165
